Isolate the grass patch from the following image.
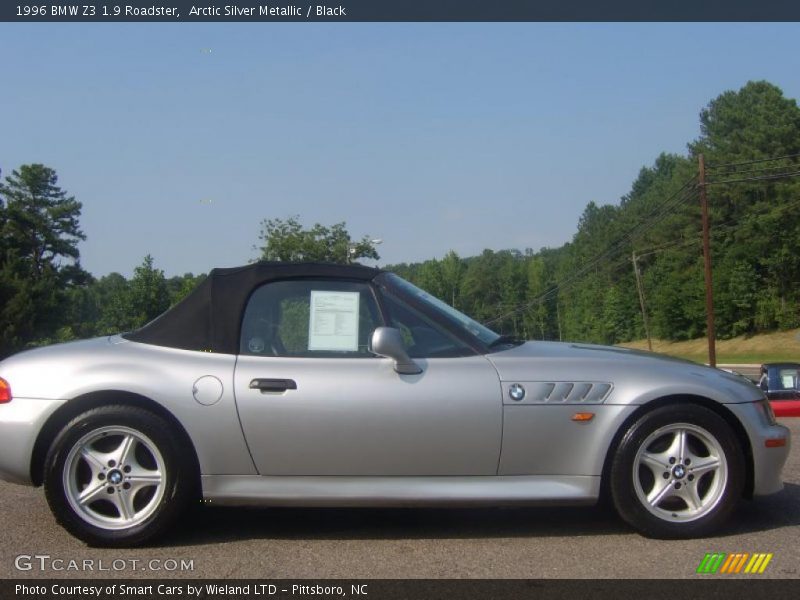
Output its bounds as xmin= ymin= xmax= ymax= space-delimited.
xmin=619 ymin=328 xmax=800 ymax=365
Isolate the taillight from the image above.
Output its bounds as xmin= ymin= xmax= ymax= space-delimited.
xmin=0 ymin=378 xmax=11 ymax=403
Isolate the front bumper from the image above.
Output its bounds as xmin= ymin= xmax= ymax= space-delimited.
xmin=0 ymin=398 xmax=64 ymax=485
xmin=726 ymin=401 xmax=791 ymax=496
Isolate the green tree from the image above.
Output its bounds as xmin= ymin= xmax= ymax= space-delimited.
xmin=0 ymin=164 xmax=85 ymax=277
xmin=602 ymin=284 xmax=633 ymax=344
xmin=0 ymin=164 xmax=87 ymax=356
xmin=256 ymin=216 xmax=380 ymax=264
xmin=690 ymin=81 xmax=800 ymax=163
xmin=415 ymin=259 xmax=446 ymax=299
xmin=524 ymin=256 xmax=550 ymax=340
xmin=128 ymin=255 xmax=170 ymax=327
xmin=498 ymin=252 xmax=526 ymax=335
xmin=440 ymin=250 xmax=464 ymax=308
xmin=690 ymin=81 xmax=800 ymax=335
xmin=168 ymin=273 xmax=206 ymax=305
xmin=95 ymin=272 xmax=133 ymax=333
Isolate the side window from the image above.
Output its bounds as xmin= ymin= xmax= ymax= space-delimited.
xmin=778 ymin=369 xmax=798 ymax=390
xmin=379 ymin=290 xmax=473 ymax=358
xmin=240 ymin=280 xmax=381 ymax=358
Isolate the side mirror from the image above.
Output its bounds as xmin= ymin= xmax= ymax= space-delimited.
xmin=370 ymin=327 xmax=422 ymax=375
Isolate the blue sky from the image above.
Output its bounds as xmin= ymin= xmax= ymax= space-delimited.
xmin=2 ymin=23 xmax=799 ymax=277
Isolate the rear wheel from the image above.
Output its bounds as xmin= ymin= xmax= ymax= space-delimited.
xmin=44 ymin=405 xmax=193 ymax=547
xmin=610 ymin=404 xmax=744 ymax=538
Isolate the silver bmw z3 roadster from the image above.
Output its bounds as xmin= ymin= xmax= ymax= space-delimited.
xmin=0 ymin=263 xmax=791 ymax=546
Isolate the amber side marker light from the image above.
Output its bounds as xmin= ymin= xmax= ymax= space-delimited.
xmin=0 ymin=378 xmax=11 ymax=404
xmin=765 ymin=438 xmax=786 ymax=448
xmin=571 ymin=412 xmax=594 ymax=422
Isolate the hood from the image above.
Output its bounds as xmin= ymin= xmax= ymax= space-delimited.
xmin=487 ymin=341 xmax=700 ymax=372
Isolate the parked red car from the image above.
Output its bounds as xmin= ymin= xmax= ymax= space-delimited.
xmin=758 ymin=363 xmax=800 ymax=417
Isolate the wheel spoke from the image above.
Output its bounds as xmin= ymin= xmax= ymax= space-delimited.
xmin=110 ymin=489 xmax=135 ymax=522
xmin=664 ymin=428 xmax=688 ymax=460
xmin=690 ymin=456 xmax=721 ymax=476
xmin=77 ymin=482 xmax=107 ymax=506
xmin=640 ymin=451 xmax=668 ymax=475
xmin=677 ymin=429 xmax=688 ymax=459
xmin=79 ymin=447 xmax=107 ymax=475
xmin=127 ymin=460 xmax=162 ymax=482
xmin=114 ymin=434 xmax=136 ymax=467
xmin=126 ymin=462 xmax=162 ymax=495
xmin=681 ymin=482 xmax=703 ymax=512
xmin=128 ymin=474 xmax=161 ymax=494
xmin=128 ymin=472 xmax=161 ymax=483
xmin=647 ymin=479 xmax=674 ymax=507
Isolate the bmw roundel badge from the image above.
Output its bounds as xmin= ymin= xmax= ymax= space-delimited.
xmin=509 ymin=383 xmax=526 ymax=401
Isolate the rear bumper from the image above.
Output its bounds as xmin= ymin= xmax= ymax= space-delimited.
xmin=0 ymin=398 xmax=64 ymax=485
xmin=726 ymin=402 xmax=791 ymax=496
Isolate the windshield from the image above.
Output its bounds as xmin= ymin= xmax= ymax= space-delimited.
xmin=378 ymin=273 xmax=502 ymax=347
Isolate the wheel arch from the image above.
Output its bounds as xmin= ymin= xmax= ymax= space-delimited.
xmin=30 ymin=390 xmax=201 ymax=492
xmin=600 ymin=394 xmax=755 ymax=502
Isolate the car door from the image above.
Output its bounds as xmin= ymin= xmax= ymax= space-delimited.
xmin=233 ymin=278 xmax=502 ymax=476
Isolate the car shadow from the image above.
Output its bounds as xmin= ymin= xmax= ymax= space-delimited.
xmin=718 ymin=481 xmax=800 ymax=537
xmin=160 ymin=503 xmax=626 ymax=547
xmin=157 ymin=482 xmax=800 ymax=547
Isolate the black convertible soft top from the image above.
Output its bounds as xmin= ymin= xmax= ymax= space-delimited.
xmin=123 ymin=262 xmax=382 ymax=354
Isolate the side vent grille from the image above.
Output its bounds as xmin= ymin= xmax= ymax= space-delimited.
xmin=505 ymin=382 xmax=613 ymax=404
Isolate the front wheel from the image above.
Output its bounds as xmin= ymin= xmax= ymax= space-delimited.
xmin=610 ymin=404 xmax=745 ymax=538
xmin=44 ymin=405 xmax=193 ymax=547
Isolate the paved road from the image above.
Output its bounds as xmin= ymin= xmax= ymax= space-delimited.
xmin=1 ymin=420 xmax=798 ymax=580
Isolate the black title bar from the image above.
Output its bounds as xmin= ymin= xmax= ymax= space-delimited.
xmin=5 ymin=579 xmax=800 ymax=600
xmin=3 ymin=0 xmax=800 ymax=22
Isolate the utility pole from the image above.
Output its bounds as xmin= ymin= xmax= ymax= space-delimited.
xmin=556 ymin=302 xmax=562 ymax=342
xmin=631 ymin=251 xmax=653 ymax=352
xmin=699 ymin=154 xmax=717 ymax=367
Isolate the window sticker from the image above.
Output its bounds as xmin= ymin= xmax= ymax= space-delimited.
xmin=308 ymin=291 xmax=360 ymax=351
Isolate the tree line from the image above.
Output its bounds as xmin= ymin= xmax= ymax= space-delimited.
xmin=390 ymin=81 xmax=800 ymax=344
xmin=1 ymin=80 xmax=799 ymax=359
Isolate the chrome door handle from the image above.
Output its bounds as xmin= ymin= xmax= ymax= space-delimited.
xmin=249 ymin=378 xmax=297 ymax=393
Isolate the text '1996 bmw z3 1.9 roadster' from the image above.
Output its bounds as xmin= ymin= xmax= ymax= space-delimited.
xmin=0 ymin=263 xmax=791 ymax=546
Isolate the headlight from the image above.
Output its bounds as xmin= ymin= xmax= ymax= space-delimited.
xmin=756 ymin=398 xmax=777 ymax=426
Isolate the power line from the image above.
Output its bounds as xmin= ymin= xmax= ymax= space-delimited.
xmin=485 ymin=178 xmax=699 ymax=326
xmin=486 ymin=151 xmax=800 ymax=329
xmin=705 ymin=170 xmax=800 ymax=186
xmin=486 ymin=214 xmax=687 ymax=326
xmin=633 ymin=190 xmax=800 ymax=260
xmin=635 ymin=235 xmax=698 ymax=258
xmin=628 ymin=186 xmax=699 ymax=245
xmin=706 ymin=164 xmax=800 ymax=180
xmin=706 ymin=152 xmax=800 ymax=169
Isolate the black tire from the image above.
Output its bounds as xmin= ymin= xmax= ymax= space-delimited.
xmin=44 ymin=405 xmax=194 ymax=547
xmin=610 ymin=403 xmax=744 ymax=539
